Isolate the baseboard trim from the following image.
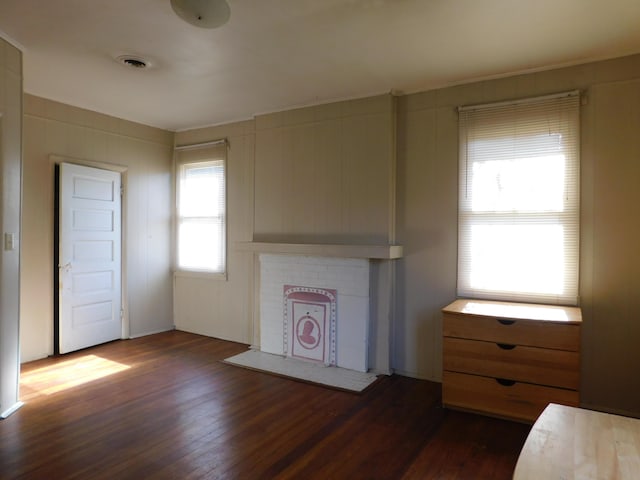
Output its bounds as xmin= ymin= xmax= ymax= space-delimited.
xmin=128 ymin=327 xmax=175 ymax=339
xmin=1 ymin=401 xmax=24 ymax=419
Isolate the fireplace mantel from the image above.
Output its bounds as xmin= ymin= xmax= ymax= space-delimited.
xmin=236 ymin=241 xmax=403 ymax=259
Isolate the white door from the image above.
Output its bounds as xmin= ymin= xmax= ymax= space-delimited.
xmin=58 ymin=163 xmax=122 ymax=354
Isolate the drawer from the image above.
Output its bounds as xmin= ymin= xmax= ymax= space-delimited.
xmin=443 ymin=313 xmax=580 ymax=351
xmin=443 ymin=337 xmax=580 ymax=389
xmin=442 ymin=371 xmax=580 ymax=423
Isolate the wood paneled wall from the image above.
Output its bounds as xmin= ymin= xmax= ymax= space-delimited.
xmin=175 ymin=57 xmax=640 ymax=415
xmin=174 ymin=96 xmax=398 ymax=373
xmin=173 ymin=121 xmax=255 ymax=344
xmin=0 ymin=37 xmax=22 ymax=417
xmin=16 ymin=51 xmax=640 ymax=417
xmin=20 ymin=95 xmax=174 ymax=362
xmin=253 ymin=95 xmax=395 ymax=244
xmin=396 ymin=54 xmax=640 ymax=416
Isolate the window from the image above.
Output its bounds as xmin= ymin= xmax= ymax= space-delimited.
xmin=457 ymin=92 xmax=580 ymax=305
xmin=175 ymin=142 xmax=226 ymax=274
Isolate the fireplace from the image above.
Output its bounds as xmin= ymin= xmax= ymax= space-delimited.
xmin=259 ymin=254 xmax=370 ymax=372
xmin=284 ymin=285 xmax=337 ymax=365
xmin=237 ymin=241 xmax=403 ymax=375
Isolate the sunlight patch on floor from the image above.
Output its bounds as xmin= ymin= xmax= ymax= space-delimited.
xmin=20 ymin=354 xmax=131 ymax=400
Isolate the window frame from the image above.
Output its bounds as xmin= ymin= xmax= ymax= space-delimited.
xmin=174 ymin=144 xmax=227 ymax=279
xmin=457 ymin=92 xmax=580 ymax=305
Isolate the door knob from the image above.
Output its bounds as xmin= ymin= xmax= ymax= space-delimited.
xmin=58 ymin=262 xmax=72 ymax=272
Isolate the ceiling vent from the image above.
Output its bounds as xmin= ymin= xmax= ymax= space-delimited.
xmin=116 ymin=55 xmax=149 ymax=69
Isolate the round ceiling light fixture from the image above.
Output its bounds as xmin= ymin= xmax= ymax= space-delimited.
xmin=170 ymin=0 xmax=231 ymax=29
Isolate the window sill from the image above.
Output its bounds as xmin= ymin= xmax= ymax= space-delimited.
xmin=174 ymin=269 xmax=227 ymax=281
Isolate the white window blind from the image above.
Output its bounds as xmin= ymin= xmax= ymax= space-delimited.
xmin=458 ymin=92 xmax=580 ymax=305
xmin=175 ymin=142 xmax=227 ymax=274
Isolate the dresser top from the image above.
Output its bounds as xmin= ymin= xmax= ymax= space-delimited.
xmin=443 ymin=299 xmax=582 ymax=324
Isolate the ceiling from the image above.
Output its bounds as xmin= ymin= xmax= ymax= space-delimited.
xmin=1 ymin=0 xmax=640 ymax=132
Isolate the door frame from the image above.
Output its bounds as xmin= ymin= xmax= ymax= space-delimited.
xmin=51 ymin=155 xmax=129 ymax=350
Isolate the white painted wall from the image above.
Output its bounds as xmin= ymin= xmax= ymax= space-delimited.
xmin=0 ymin=37 xmax=22 ymax=417
xmin=20 ymin=95 xmax=174 ymax=362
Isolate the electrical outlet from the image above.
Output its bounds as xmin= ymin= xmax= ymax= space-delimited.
xmin=4 ymin=233 xmax=15 ymax=251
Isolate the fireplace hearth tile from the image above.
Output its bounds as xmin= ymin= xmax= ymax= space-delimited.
xmin=223 ymin=349 xmax=379 ymax=393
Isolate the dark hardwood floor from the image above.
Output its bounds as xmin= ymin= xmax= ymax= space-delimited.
xmin=1 ymin=331 xmax=530 ymax=479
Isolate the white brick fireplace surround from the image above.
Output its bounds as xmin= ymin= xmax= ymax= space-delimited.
xmin=260 ymin=254 xmax=369 ymax=371
xmin=238 ymin=242 xmax=403 ymax=375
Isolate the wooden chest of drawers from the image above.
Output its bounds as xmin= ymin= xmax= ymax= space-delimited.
xmin=442 ymin=299 xmax=581 ymax=423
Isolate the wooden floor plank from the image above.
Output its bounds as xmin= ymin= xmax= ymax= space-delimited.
xmin=0 ymin=331 xmax=530 ymax=479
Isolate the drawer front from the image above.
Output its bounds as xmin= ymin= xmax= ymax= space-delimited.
xmin=442 ymin=371 xmax=579 ymax=423
xmin=443 ymin=313 xmax=580 ymax=351
xmin=443 ymin=337 xmax=580 ymax=389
